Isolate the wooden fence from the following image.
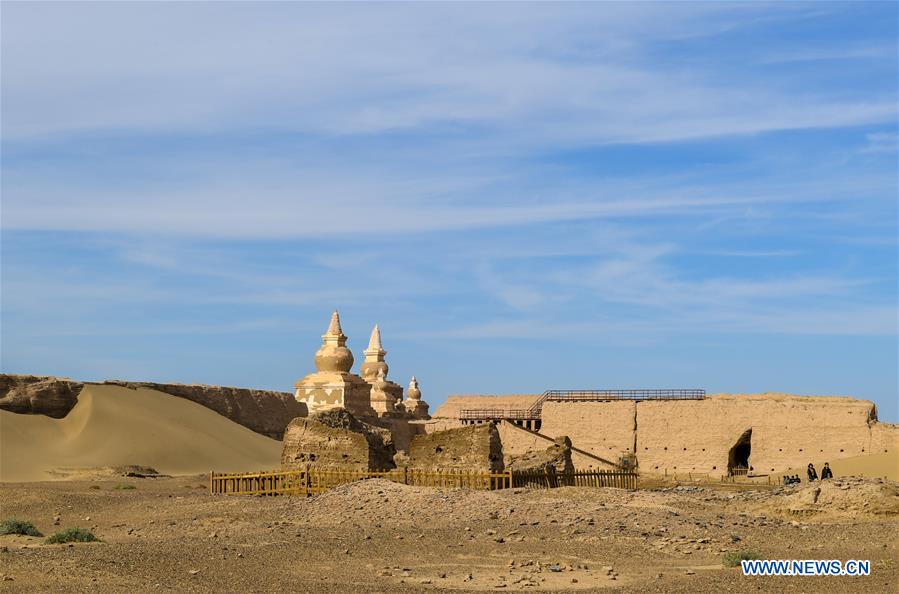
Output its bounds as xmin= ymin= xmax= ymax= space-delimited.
xmin=511 ymin=469 xmax=638 ymax=489
xmin=209 ymin=467 xmax=639 ymax=496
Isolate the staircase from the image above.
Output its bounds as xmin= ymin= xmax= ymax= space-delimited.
xmin=500 ymin=420 xmax=624 ymax=469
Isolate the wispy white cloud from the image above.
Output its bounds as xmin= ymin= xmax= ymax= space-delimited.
xmin=2 ymin=2 xmax=893 ymax=145
xmin=860 ymin=131 xmax=898 ymax=154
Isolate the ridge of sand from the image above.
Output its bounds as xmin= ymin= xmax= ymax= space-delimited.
xmin=770 ymin=450 xmax=898 ymax=483
xmin=0 ymin=384 xmax=282 ymax=482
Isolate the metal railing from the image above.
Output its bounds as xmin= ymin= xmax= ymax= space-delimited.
xmin=459 ymin=409 xmax=540 ymax=421
xmin=460 ymin=388 xmax=705 ymax=421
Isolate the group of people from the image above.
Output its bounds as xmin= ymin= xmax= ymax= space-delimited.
xmin=783 ymin=462 xmax=834 ymax=485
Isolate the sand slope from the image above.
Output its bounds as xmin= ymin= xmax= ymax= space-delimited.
xmin=772 ymin=450 xmax=898 ymax=483
xmin=0 ymin=384 xmax=282 ymax=481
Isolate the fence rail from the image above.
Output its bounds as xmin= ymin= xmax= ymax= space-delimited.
xmin=543 ymin=389 xmax=705 ymax=402
xmin=209 ymin=467 xmax=639 ymax=496
xmin=511 ymin=469 xmax=638 ymax=489
xmin=460 ymin=388 xmax=705 ymax=422
xmin=459 ymin=409 xmax=540 ymax=421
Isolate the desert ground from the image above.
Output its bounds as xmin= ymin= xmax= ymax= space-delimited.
xmin=1 ymin=474 xmax=896 ymax=593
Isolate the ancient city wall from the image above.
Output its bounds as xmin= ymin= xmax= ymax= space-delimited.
xmin=433 ymin=394 xmax=541 ymax=419
xmin=540 ymin=400 xmax=637 ymax=467
xmin=635 ymin=393 xmax=895 ymax=475
xmin=435 ymin=391 xmax=899 ymax=477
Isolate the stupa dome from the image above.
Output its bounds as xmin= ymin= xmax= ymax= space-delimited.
xmin=314 ymin=311 xmax=354 ymax=373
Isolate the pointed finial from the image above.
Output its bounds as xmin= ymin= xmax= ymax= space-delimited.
xmin=325 ymin=310 xmax=344 ymax=337
xmin=368 ymin=324 xmax=383 ymax=350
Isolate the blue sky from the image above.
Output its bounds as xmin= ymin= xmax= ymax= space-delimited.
xmin=2 ymin=2 xmax=897 ymax=421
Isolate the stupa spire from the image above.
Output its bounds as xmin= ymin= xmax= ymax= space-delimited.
xmin=361 ymin=323 xmax=388 ymax=382
xmin=325 ymin=310 xmax=345 ymax=339
xmin=367 ymin=324 xmax=383 ymax=351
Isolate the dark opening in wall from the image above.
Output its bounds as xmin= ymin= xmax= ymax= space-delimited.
xmin=727 ymin=428 xmax=752 ymax=476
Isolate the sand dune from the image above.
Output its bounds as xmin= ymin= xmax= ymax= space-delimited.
xmin=771 ymin=450 xmax=898 ymax=483
xmin=0 ymin=384 xmax=282 ymax=482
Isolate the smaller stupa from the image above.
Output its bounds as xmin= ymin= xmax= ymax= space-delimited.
xmin=360 ymin=324 xmax=403 ymax=403
xmin=403 ymin=376 xmax=429 ymax=419
xmin=369 ymin=368 xmax=397 ymax=415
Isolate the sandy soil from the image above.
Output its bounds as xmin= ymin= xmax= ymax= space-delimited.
xmin=0 ymin=476 xmax=896 ymax=593
xmin=0 ymin=385 xmax=281 ymax=481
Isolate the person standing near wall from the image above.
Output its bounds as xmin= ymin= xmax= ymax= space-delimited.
xmin=807 ymin=463 xmax=818 ymax=481
xmin=821 ymin=462 xmax=833 ymax=479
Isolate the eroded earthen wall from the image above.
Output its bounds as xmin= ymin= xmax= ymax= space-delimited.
xmin=636 ymin=394 xmax=894 ymax=475
xmin=281 ymin=409 xmax=396 ymax=471
xmin=515 ymin=392 xmax=897 ymax=476
xmin=408 ymin=423 xmax=504 ymax=472
xmin=540 ymin=400 xmax=636 ymax=467
xmin=432 ymin=394 xmax=541 ymax=419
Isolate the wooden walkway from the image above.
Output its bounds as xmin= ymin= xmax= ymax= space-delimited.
xmin=210 ymin=467 xmax=638 ymax=496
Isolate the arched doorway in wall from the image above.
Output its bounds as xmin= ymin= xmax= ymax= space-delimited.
xmin=727 ymin=428 xmax=752 ymax=476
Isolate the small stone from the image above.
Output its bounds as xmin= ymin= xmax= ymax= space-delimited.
xmin=685 ymin=570 xmax=695 ymax=575
xmin=548 ymin=564 xmax=562 ymax=573
xmin=571 ymin=578 xmax=578 ymax=583
xmin=188 ymin=569 xmax=200 ymax=575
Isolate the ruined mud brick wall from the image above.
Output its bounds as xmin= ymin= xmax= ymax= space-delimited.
xmin=103 ymin=380 xmax=306 ymax=440
xmin=508 ymin=436 xmax=574 ymax=473
xmin=366 ymin=416 xmax=429 ymax=454
xmin=540 ymin=400 xmax=636 ymax=467
xmin=408 ymin=423 xmax=504 ymax=472
xmin=636 ymin=393 xmax=898 ymax=476
xmin=0 ymin=375 xmax=82 ymax=418
xmin=433 ymin=394 xmax=541 ymax=419
xmin=438 ymin=391 xmax=898 ymax=476
xmin=0 ymin=374 xmax=306 ymax=440
xmin=870 ymin=422 xmax=899 ymax=454
xmin=496 ymin=421 xmax=551 ymax=465
xmin=496 ymin=419 xmax=619 ymax=470
xmin=281 ymin=408 xmax=396 ymax=471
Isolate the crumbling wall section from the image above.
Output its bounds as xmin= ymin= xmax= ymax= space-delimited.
xmin=408 ymin=423 xmax=504 ymax=472
xmin=281 ymin=408 xmax=396 ymax=471
xmin=540 ymin=400 xmax=636 ymax=466
xmin=508 ymin=436 xmax=574 ymax=473
xmin=432 ymin=394 xmax=541 ymax=419
xmin=0 ymin=375 xmax=83 ymax=418
xmin=636 ymin=393 xmax=892 ymax=475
